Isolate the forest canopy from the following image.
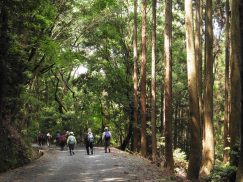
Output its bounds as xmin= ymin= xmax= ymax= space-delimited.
xmin=0 ymin=0 xmax=243 ymax=181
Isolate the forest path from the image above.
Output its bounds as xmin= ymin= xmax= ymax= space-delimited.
xmin=0 ymin=146 xmax=174 ymax=182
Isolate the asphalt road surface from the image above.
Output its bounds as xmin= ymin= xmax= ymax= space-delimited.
xmin=0 ymin=146 xmax=171 ymax=182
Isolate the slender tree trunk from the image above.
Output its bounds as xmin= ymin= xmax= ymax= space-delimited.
xmin=164 ymin=0 xmax=174 ymax=171
xmin=133 ymin=0 xmax=139 ymax=152
xmin=223 ymin=0 xmax=230 ymax=164
xmin=0 ymin=0 xmax=8 ymax=112
xmin=195 ymin=0 xmax=202 ymax=131
xmin=173 ymin=101 xmax=179 ymax=149
xmin=140 ymin=0 xmax=147 ymax=157
xmin=151 ymin=0 xmax=157 ymax=162
xmin=200 ymin=0 xmax=214 ymax=177
xmin=185 ymin=0 xmax=202 ymax=180
xmin=120 ymin=103 xmax=134 ymax=150
xmin=178 ymin=108 xmax=182 ymax=149
xmin=229 ymin=0 xmax=241 ymax=167
xmin=160 ymin=84 xmax=164 ymax=135
xmin=236 ymin=1 xmax=243 ymax=181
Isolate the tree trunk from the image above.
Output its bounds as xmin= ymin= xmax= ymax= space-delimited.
xmin=164 ymin=0 xmax=174 ymax=171
xmin=236 ymin=1 xmax=243 ymax=181
xmin=185 ymin=0 xmax=202 ymax=180
xmin=120 ymin=104 xmax=133 ymax=150
xmin=229 ymin=0 xmax=241 ymax=167
xmin=173 ymin=101 xmax=179 ymax=149
xmin=151 ymin=0 xmax=157 ymax=162
xmin=200 ymin=0 xmax=214 ymax=177
xmin=0 ymin=0 xmax=8 ymax=108
xmin=223 ymin=0 xmax=230 ymax=164
xmin=140 ymin=0 xmax=147 ymax=157
xmin=160 ymin=84 xmax=164 ymax=135
xmin=195 ymin=0 xmax=203 ymax=132
xmin=133 ymin=0 xmax=139 ymax=152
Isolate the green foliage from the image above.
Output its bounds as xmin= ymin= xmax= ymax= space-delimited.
xmin=0 ymin=0 xmax=235 ymax=175
xmin=210 ymin=163 xmax=237 ymax=182
xmin=173 ymin=148 xmax=188 ymax=169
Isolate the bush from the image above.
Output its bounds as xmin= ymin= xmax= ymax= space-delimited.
xmin=173 ymin=148 xmax=188 ymax=175
xmin=210 ymin=163 xmax=237 ymax=182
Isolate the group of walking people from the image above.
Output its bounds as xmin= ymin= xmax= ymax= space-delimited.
xmin=37 ymin=132 xmax=52 ymax=147
xmin=43 ymin=127 xmax=112 ymax=156
xmin=84 ymin=127 xmax=112 ymax=155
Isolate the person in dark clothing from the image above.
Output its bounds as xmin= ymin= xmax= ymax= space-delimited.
xmin=59 ymin=132 xmax=66 ymax=151
xmin=37 ymin=132 xmax=45 ymax=146
xmin=55 ymin=131 xmax=60 ymax=146
xmin=102 ymin=127 xmax=111 ymax=153
xmin=84 ymin=128 xmax=94 ymax=155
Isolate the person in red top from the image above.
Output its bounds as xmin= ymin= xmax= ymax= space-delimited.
xmin=59 ymin=132 xmax=66 ymax=151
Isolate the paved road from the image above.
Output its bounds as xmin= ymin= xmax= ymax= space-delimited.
xmin=0 ymin=146 xmax=170 ymax=182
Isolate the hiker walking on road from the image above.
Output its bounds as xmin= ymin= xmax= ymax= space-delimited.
xmin=67 ymin=132 xmax=77 ymax=156
xmin=102 ymin=127 xmax=111 ymax=153
xmin=46 ymin=132 xmax=52 ymax=147
xmin=37 ymin=132 xmax=45 ymax=147
xmin=59 ymin=132 xmax=66 ymax=151
xmin=85 ymin=128 xmax=95 ymax=155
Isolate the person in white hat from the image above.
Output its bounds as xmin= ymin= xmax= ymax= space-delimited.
xmin=66 ymin=132 xmax=77 ymax=156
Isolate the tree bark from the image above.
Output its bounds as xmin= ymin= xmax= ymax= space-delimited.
xmin=185 ymin=0 xmax=202 ymax=180
xmin=200 ymin=0 xmax=214 ymax=177
xmin=0 ymin=0 xmax=9 ymax=110
xmin=223 ymin=0 xmax=230 ymax=164
xmin=229 ymin=0 xmax=241 ymax=167
xmin=140 ymin=0 xmax=147 ymax=157
xmin=120 ymin=103 xmax=133 ymax=150
xmin=173 ymin=101 xmax=179 ymax=149
xmin=195 ymin=0 xmax=203 ymax=132
xmin=164 ymin=0 xmax=174 ymax=171
xmin=236 ymin=1 xmax=243 ymax=181
xmin=151 ymin=0 xmax=157 ymax=162
xmin=160 ymin=84 xmax=164 ymax=135
xmin=132 ymin=0 xmax=139 ymax=153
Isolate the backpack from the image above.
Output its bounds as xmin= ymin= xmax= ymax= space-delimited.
xmin=104 ymin=131 xmax=111 ymax=140
xmin=87 ymin=132 xmax=94 ymax=143
xmin=68 ymin=136 xmax=75 ymax=145
xmin=59 ymin=135 xmax=66 ymax=143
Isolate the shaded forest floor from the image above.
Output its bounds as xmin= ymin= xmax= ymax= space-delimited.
xmin=0 ymin=145 xmax=184 ymax=182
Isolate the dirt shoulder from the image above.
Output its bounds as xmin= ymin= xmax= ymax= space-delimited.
xmin=0 ymin=146 xmax=177 ymax=182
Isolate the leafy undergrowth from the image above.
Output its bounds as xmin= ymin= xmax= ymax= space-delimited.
xmin=126 ymin=148 xmax=187 ymax=181
xmin=171 ymin=149 xmax=237 ymax=182
xmin=204 ymin=162 xmax=237 ymax=182
xmin=125 ymin=148 xmax=238 ymax=181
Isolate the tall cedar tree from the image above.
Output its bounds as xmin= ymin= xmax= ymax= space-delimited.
xmin=236 ymin=1 xmax=243 ymax=181
xmin=151 ymin=0 xmax=157 ymax=162
xmin=133 ymin=0 xmax=139 ymax=152
xmin=195 ymin=0 xmax=202 ymax=128
xmin=229 ymin=0 xmax=241 ymax=167
xmin=223 ymin=0 xmax=230 ymax=163
xmin=200 ymin=0 xmax=214 ymax=177
xmin=164 ymin=0 xmax=174 ymax=171
xmin=185 ymin=0 xmax=202 ymax=180
xmin=140 ymin=0 xmax=147 ymax=157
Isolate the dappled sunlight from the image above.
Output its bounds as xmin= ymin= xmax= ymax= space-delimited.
xmin=100 ymin=166 xmax=124 ymax=172
xmin=0 ymin=147 xmax=167 ymax=181
xmin=101 ymin=177 xmax=128 ymax=181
